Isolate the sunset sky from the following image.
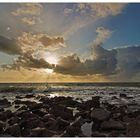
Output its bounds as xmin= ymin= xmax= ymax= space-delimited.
xmin=0 ymin=3 xmax=140 ymax=82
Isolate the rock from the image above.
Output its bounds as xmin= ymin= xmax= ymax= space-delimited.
xmin=120 ymin=93 xmax=127 ymax=98
xmin=108 ymin=130 xmax=125 ymax=137
xmin=25 ymin=94 xmax=34 ymax=98
xmin=15 ymin=95 xmax=23 ymax=99
xmin=0 ymin=108 xmax=4 ymax=112
xmin=92 ymin=131 xmax=107 ymax=137
xmin=91 ymin=108 xmax=111 ymax=121
xmin=81 ymin=122 xmax=93 ymax=137
xmin=126 ymin=116 xmax=140 ymax=137
xmin=52 ymin=96 xmax=80 ymax=107
xmin=71 ymin=116 xmax=85 ymax=127
xmin=21 ymin=111 xmax=39 ymax=119
xmin=0 ymin=121 xmax=6 ymax=132
xmin=28 ymin=103 xmax=43 ymax=110
xmin=8 ymin=116 xmax=19 ymax=125
xmin=30 ymin=127 xmax=56 ymax=137
xmin=101 ymin=119 xmax=125 ymax=130
xmin=32 ymin=109 xmax=47 ymax=117
xmin=45 ymin=118 xmax=57 ymax=131
xmin=5 ymin=123 xmax=21 ymax=137
xmin=17 ymin=105 xmax=27 ymax=111
xmin=66 ymin=125 xmax=82 ymax=136
xmin=84 ymin=96 xmax=100 ymax=109
xmin=0 ymin=110 xmax=13 ymax=121
xmin=15 ymin=105 xmax=20 ymax=108
xmin=0 ymin=98 xmax=11 ymax=108
xmin=43 ymin=114 xmax=55 ymax=122
xmin=56 ymin=117 xmax=70 ymax=130
xmin=19 ymin=118 xmax=45 ymax=130
xmin=50 ymin=105 xmax=73 ymax=120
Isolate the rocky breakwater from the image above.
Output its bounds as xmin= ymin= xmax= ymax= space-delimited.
xmin=0 ymin=93 xmax=140 ymax=137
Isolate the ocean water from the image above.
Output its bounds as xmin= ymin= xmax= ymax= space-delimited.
xmin=0 ymin=82 xmax=140 ymax=112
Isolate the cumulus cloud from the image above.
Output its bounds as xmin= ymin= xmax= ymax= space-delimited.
xmin=11 ymin=3 xmax=42 ymax=26
xmin=54 ymin=27 xmax=117 ymax=76
xmin=0 ymin=36 xmax=22 ymax=55
xmin=77 ymin=3 xmax=125 ymax=18
xmin=63 ymin=3 xmax=126 ymax=37
xmin=17 ymin=32 xmax=65 ymax=53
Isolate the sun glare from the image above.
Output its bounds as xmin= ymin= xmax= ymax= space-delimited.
xmin=42 ymin=68 xmax=53 ymax=74
xmin=44 ymin=52 xmax=59 ymax=65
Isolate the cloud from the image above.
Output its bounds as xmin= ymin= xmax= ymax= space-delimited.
xmin=17 ymin=32 xmax=65 ymax=53
xmin=0 ymin=36 xmax=22 ymax=55
xmin=11 ymin=3 xmax=42 ymax=26
xmin=63 ymin=3 xmax=126 ymax=37
xmin=77 ymin=3 xmax=125 ymax=18
xmin=54 ymin=27 xmax=117 ymax=76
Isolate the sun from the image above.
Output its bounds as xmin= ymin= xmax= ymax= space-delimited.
xmin=43 ymin=52 xmax=59 ymax=65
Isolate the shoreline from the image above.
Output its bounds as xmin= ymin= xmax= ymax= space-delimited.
xmin=0 ymin=90 xmax=140 ymax=137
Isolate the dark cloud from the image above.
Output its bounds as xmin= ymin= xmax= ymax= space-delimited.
xmin=0 ymin=36 xmax=22 ymax=55
xmin=54 ymin=46 xmax=117 ymax=76
xmin=115 ymin=46 xmax=140 ymax=80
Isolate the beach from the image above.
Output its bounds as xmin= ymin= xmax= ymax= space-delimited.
xmin=0 ymin=83 xmax=140 ymax=137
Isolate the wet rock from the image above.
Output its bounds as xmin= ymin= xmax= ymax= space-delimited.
xmin=0 ymin=108 xmax=4 ymax=112
xmin=15 ymin=105 xmax=20 ymax=108
xmin=21 ymin=111 xmax=39 ymax=120
xmin=108 ymin=130 xmax=125 ymax=137
xmin=56 ymin=117 xmax=70 ymax=129
xmin=15 ymin=95 xmax=23 ymax=99
xmin=81 ymin=121 xmax=93 ymax=137
xmin=0 ymin=98 xmax=11 ymax=108
xmin=25 ymin=94 xmax=34 ymax=98
xmin=84 ymin=96 xmax=100 ymax=109
xmin=5 ymin=123 xmax=21 ymax=137
xmin=39 ymin=97 xmax=53 ymax=105
xmin=30 ymin=127 xmax=56 ymax=137
xmin=45 ymin=118 xmax=57 ymax=131
xmin=91 ymin=108 xmax=111 ymax=121
xmin=32 ymin=109 xmax=47 ymax=117
xmin=28 ymin=103 xmax=43 ymax=110
xmin=126 ymin=116 xmax=140 ymax=137
xmin=92 ymin=131 xmax=107 ymax=137
xmin=101 ymin=119 xmax=125 ymax=130
xmin=120 ymin=93 xmax=127 ymax=98
xmin=43 ymin=114 xmax=55 ymax=122
xmin=53 ymin=96 xmax=80 ymax=107
xmin=65 ymin=125 xmax=82 ymax=137
xmin=50 ymin=105 xmax=73 ymax=120
xmin=19 ymin=118 xmax=45 ymax=130
xmin=8 ymin=116 xmax=19 ymax=125
xmin=0 ymin=110 xmax=13 ymax=121
xmin=0 ymin=121 xmax=6 ymax=132
xmin=71 ymin=116 xmax=85 ymax=127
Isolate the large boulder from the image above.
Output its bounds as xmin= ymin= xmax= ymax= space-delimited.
xmin=84 ymin=96 xmax=100 ymax=110
xmin=101 ymin=119 xmax=125 ymax=130
xmin=126 ymin=115 xmax=140 ymax=137
xmin=5 ymin=123 xmax=21 ymax=137
xmin=91 ymin=108 xmax=111 ymax=121
xmin=0 ymin=99 xmax=11 ymax=108
xmin=50 ymin=105 xmax=73 ymax=120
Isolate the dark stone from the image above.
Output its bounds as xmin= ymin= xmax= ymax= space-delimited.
xmin=56 ymin=117 xmax=70 ymax=130
xmin=5 ymin=123 xmax=21 ymax=137
xmin=15 ymin=96 xmax=23 ymax=99
xmin=66 ymin=125 xmax=82 ymax=136
xmin=126 ymin=115 xmax=140 ymax=137
xmin=120 ymin=93 xmax=127 ymax=98
xmin=84 ymin=96 xmax=100 ymax=110
xmin=0 ymin=98 xmax=11 ymax=108
xmin=101 ymin=119 xmax=125 ymax=130
xmin=25 ymin=94 xmax=34 ymax=98
xmin=31 ymin=109 xmax=47 ymax=117
xmin=28 ymin=103 xmax=43 ymax=110
xmin=0 ymin=121 xmax=6 ymax=132
xmin=71 ymin=116 xmax=85 ymax=127
xmin=43 ymin=114 xmax=55 ymax=122
xmin=50 ymin=105 xmax=73 ymax=120
xmin=30 ymin=127 xmax=56 ymax=137
xmin=45 ymin=118 xmax=57 ymax=131
xmin=0 ymin=108 xmax=4 ymax=112
xmin=91 ymin=108 xmax=111 ymax=121
xmin=0 ymin=110 xmax=13 ymax=121
xmin=92 ymin=131 xmax=107 ymax=137
xmin=52 ymin=96 xmax=80 ymax=107
xmin=15 ymin=105 xmax=20 ymax=108
xmin=8 ymin=116 xmax=19 ymax=125
xmin=21 ymin=111 xmax=39 ymax=120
